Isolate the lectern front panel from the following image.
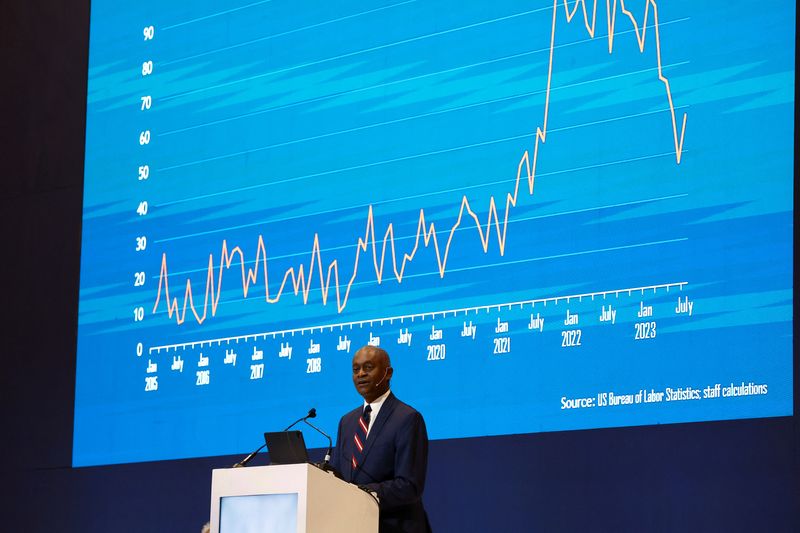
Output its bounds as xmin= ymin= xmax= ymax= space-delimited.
xmin=220 ymin=493 xmax=298 ymax=533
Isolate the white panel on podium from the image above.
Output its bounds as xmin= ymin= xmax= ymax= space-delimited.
xmin=210 ymin=464 xmax=378 ymax=533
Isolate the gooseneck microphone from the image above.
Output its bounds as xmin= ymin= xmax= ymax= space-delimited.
xmin=232 ymin=407 xmax=316 ymax=468
xmin=283 ymin=408 xmax=316 ymax=431
xmin=303 ymin=417 xmax=334 ymax=469
xmin=232 ymin=443 xmax=266 ymax=468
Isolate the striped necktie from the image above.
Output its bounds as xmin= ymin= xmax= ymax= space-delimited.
xmin=351 ymin=404 xmax=372 ymax=471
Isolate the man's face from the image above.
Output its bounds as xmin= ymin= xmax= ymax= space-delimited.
xmin=352 ymin=346 xmax=392 ymax=403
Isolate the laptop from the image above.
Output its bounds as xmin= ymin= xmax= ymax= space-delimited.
xmin=263 ymin=430 xmax=310 ymax=464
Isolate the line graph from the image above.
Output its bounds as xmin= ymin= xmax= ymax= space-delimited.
xmin=152 ymin=0 xmax=688 ymax=326
xmin=75 ymin=0 xmax=794 ymax=466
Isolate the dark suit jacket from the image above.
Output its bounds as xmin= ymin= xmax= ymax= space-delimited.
xmin=332 ymin=393 xmax=432 ymax=533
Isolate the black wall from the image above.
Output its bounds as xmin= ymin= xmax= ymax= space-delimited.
xmin=2 ymin=2 xmax=798 ymax=531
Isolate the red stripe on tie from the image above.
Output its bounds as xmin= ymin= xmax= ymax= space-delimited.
xmin=354 ymin=433 xmax=364 ymax=452
xmin=358 ymin=417 xmax=368 ymax=433
xmin=352 ymin=456 xmax=357 ymax=469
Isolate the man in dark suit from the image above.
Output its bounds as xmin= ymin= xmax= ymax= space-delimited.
xmin=331 ymin=345 xmax=432 ymax=533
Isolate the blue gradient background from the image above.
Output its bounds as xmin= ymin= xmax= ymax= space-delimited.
xmin=75 ymin=0 xmax=794 ymax=466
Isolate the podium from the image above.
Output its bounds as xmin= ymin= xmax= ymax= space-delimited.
xmin=209 ymin=463 xmax=379 ymax=533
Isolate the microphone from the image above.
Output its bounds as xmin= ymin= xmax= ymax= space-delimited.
xmin=232 ymin=443 xmax=266 ymax=468
xmin=374 ymin=368 xmax=389 ymax=389
xmin=303 ymin=417 xmax=334 ymax=469
xmin=232 ymin=407 xmax=316 ymax=468
xmin=283 ymin=407 xmax=316 ymax=431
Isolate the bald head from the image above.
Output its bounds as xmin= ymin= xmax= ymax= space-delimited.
xmin=357 ymin=345 xmax=390 ymax=366
xmin=352 ymin=345 xmax=393 ymax=403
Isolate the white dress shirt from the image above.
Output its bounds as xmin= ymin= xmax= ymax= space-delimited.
xmin=363 ymin=388 xmax=391 ymax=438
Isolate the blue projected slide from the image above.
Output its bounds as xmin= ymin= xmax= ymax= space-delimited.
xmin=75 ymin=0 xmax=794 ymax=466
